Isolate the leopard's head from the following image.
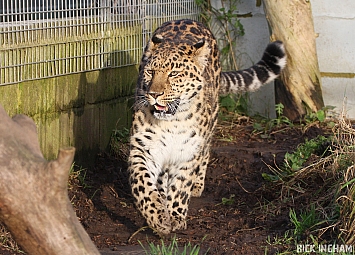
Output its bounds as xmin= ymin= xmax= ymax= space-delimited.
xmin=135 ymin=33 xmax=211 ymax=120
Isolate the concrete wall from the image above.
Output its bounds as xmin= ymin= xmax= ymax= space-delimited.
xmin=311 ymin=0 xmax=355 ymax=118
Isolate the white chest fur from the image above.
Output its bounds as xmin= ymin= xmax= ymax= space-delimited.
xmin=143 ymin=125 xmax=202 ymax=167
xmin=132 ymin=114 xmax=203 ymax=171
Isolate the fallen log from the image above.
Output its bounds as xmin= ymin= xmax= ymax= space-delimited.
xmin=0 ymin=104 xmax=100 ymax=255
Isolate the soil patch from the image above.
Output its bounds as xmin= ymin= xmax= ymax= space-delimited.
xmin=1 ymin=120 xmax=328 ymax=255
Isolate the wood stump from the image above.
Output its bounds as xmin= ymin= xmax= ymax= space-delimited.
xmin=0 ymin=104 xmax=100 ymax=255
xmin=263 ymin=0 xmax=324 ymax=120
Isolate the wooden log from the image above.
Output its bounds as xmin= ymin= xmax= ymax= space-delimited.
xmin=0 ymin=104 xmax=100 ymax=255
xmin=263 ymin=0 xmax=324 ymax=121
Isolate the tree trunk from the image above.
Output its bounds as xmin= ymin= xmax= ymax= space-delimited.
xmin=0 ymin=104 xmax=100 ymax=255
xmin=263 ymin=0 xmax=324 ymax=121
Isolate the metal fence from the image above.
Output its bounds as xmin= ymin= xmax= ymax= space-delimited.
xmin=0 ymin=0 xmax=200 ymax=85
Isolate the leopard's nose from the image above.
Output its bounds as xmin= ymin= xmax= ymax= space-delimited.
xmin=148 ymin=91 xmax=164 ymax=99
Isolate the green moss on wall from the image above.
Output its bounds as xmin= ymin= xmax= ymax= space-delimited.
xmin=0 ymin=66 xmax=137 ymax=163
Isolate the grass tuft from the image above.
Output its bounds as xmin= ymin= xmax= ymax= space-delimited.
xmin=0 ymin=223 xmax=24 ymax=254
xmin=109 ymin=127 xmax=130 ymax=160
xmin=139 ymin=235 xmax=208 ymax=255
xmin=334 ymin=115 xmax=355 ymax=244
xmin=264 ymin=109 xmax=355 ymax=253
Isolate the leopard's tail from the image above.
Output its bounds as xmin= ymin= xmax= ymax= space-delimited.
xmin=219 ymin=41 xmax=286 ymax=94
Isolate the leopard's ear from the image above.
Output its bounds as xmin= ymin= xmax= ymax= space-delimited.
xmin=148 ymin=34 xmax=163 ymax=50
xmin=143 ymin=34 xmax=164 ymax=61
xmin=193 ymin=39 xmax=210 ymax=71
xmin=193 ymin=39 xmax=205 ymax=49
xmin=152 ymin=34 xmax=163 ymax=44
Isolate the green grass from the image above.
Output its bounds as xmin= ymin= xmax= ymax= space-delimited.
xmin=289 ymin=205 xmax=327 ymax=240
xmin=219 ymin=94 xmax=249 ymax=117
xmin=252 ymin=103 xmax=293 ymax=138
xmin=252 ymin=104 xmax=335 ymax=139
xmin=0 ymin=223 xmax=24 ymax=254
xmin=283 ymin=135 xmax=330 ymax=172
xmin=139 ymin=236 xmax=208 ymax=255
xmin=262 ymin=113 xmax=355 ymax=254
xmin=68 ymin=163 xmax=92 ymax=189
xmin=216 ymin=101 xmax=354 ymax=254
xmin=262 ymin=135 xmax=331 ymax=182
xmin=109 ymin=127 xmax=130 ymax=159
xmin=216 ymin=194 xmax=235 ymax=206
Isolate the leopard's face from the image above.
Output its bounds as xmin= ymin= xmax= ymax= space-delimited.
xmin=135 ymin=35 xmax=211 ymax=120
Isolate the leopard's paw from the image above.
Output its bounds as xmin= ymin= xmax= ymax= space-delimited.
xmin=191 ymin=183 xmax=204 ymax=197
xmin=171 ymin=216 xmax=187 ymax=232
xmin=147 ymin=207 xmax=172 ymax=235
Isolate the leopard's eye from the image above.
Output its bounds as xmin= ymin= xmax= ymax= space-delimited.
xmin=169 ymin=71 xmax=180 ymax=77
xmin=145 ymin=70 xmax=154 ymax=76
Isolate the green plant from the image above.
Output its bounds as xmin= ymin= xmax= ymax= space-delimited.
xmin=273 ymin=103 xmax=293 ymax=126
xmin=252 ymin=103 xmax=293 ymax=138
xmin=219 ymin=94 xmax=249 ymax=117
xmin=266 ymin=103 xmax=293 ymax=129
xmin=254 ymin=104 xmax=335 ymax=139
xmin=303 ymin=105 xmax=335 ymax=124
xmin=261 ymin=114 xmax=355 ymax=254
xmin=139 ymin=236 xmax=208 ymax=255
xmin=195 ymin=0 xmax=244 ymax=70
xmin=69 ymin=163 xmax=91 ymax=189
xmin=196 ymin=0 xmax=253 ymax=119
xmin=218 ymin=194 xmax=235 ymax=206
xmin=265 ymin=230 xmax=296 ymax=255
xmin=111 ymin=127 xmax=130 ymax=143
xmin=266 ymin=230 xmax=294 ymax=246
xmin=109 ymin=127 xmax=130 ymax=159
xmin=284 ymin=135 xmax=330 ymax=172
xmin=289 ymin=205 xmax=323 ymax=240
xmin=262 ymin=135 xmax=331 ymax=182
xmin=218 ymin=133 xmax=235 ymax=142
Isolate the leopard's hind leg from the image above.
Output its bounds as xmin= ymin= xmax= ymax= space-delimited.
xmin=190 ymin=152 xmax=209 ymax=197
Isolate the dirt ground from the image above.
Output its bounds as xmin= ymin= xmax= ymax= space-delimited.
xmin=0 ymin=118 xmax=328 ymax=255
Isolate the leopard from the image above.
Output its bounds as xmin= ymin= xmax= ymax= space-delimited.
xmin=128 ymin=19 xmax=286 ymax=235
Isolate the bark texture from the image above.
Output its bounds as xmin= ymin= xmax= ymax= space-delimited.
xmin=0 ymin=104 xmax=100 ymax=255
xmin=263 ymin=0 xmax=324 ymax=120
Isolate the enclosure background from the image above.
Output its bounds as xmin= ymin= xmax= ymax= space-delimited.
xmin=0 ymin=0 xmax=200 ymax=162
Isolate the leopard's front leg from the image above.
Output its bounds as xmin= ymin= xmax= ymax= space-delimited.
xmin=165 ymin=156 xmax=206 ymax=232
xmin=128 ymin=146 xmax=171 ymax=235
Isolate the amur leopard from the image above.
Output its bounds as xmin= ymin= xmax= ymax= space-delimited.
xmin=128 ymin=19 xmax=286 ymax=235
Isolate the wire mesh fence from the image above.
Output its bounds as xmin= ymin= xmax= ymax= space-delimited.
xmin=0 ymin=0 xmax=200 ymax=85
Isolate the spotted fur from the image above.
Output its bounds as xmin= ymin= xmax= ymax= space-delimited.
xmin=128 ymin=19 xmax=286 ymax=235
